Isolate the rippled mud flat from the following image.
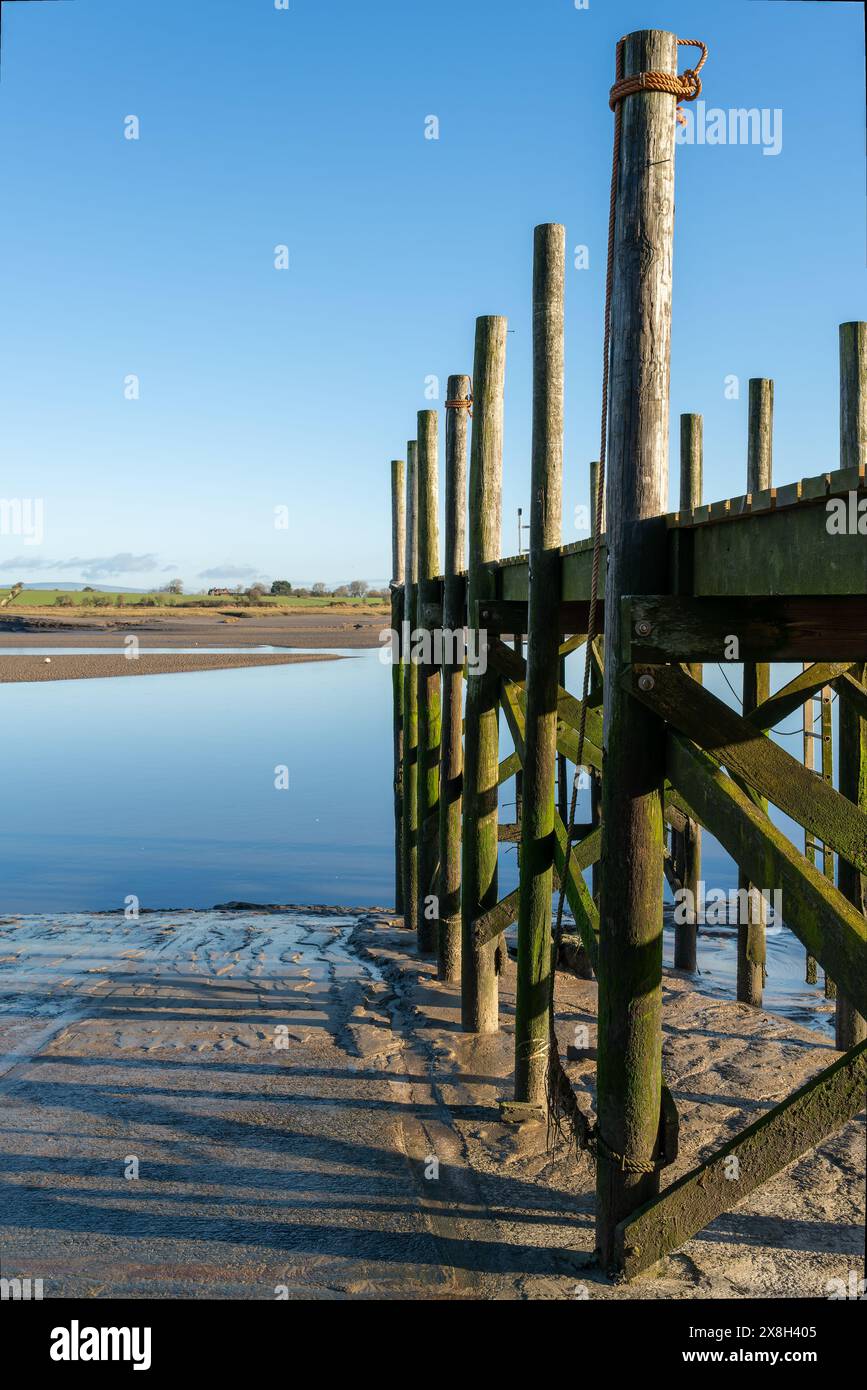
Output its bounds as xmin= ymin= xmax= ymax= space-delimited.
xmin=0 ymin=911 xmax=862 ymax=1300
xmin=0 ymin=909 xmax=456 ymax=1298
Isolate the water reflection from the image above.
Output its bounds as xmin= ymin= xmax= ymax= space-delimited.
xmin=0 ymin=645 xmax=834 ymax=1034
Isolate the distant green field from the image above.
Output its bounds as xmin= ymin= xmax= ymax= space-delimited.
xmin=0 ymin=589 xmax=388 ymax=610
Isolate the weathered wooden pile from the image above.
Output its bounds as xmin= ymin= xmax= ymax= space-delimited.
xmin=388 ymin=29 xmax=867 ymax=1279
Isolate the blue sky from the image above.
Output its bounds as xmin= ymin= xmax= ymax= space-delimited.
xmin=0 ymin=0 xmax=864 ymax=590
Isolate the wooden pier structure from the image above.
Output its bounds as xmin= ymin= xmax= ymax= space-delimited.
xmin=388 ymin=29 xmax=867 ymax=1279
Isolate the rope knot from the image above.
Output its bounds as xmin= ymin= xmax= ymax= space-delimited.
xmin=608 ymin=36 xmax=707 ymax=127
xmin=679 ymin=69 xmax=702 ymax=102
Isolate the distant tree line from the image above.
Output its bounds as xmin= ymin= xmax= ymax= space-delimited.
xmin=47 ymin=577 xmax=389 ymax=608
xmin=268 ymin=579 xmax=388 ymax=599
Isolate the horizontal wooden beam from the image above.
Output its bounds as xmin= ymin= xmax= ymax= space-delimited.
xmin=626 ymin=596 xmax=867 ymax=662
xmin=667 ymin=734 xmax=867 ymax=1017
xmin=615 ymin=1038 xmax=867 ymax=1280
xmin=688 ymin=488 xmax=867 ymax=598
xmin=478 ymin=599 xmax=601 ymax=637
xmin=629 ymin=663 xmax=867 ymax=876
xmin=414 ymin=467 xmax=867 ymax=607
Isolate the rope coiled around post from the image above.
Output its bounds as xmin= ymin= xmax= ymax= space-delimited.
xmin=444 ymin=389 xmax=473 ymax=418
xmin=609 ymin=38 xmax=707 ymax=126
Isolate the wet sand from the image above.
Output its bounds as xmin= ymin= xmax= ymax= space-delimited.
xmin=0 ymin=652 xmax=343 ymax=683
xmin=0 ymin=610 xmax=387 ymax=650
xmin=0 ymin=907 xmax=860 ymax=1299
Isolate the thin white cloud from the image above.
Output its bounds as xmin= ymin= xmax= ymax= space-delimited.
xmin=197 ymin=564 xmax=264 ymax=580
xmin=0 ymin=553 xmax=161 ymax=579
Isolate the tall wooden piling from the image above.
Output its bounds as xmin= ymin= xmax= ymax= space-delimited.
xmin=673 ymin=414 xmax=703 ymax=971
xmin=588 ymin=459 xmax=603 ymax=901
xmin=836 ymin=323 xmax=867 ymax=1048
xmin=514 ymin=224 xmax=565 ymax=1104
xmin=590 ymin=457 xmax=605 ymax=538
xmin=391 ymin=459 xmax=406 ymax=913
xmin=461 ymin=315 xmax=507 ymax=1034
xmin=803 ymin=684 xmax=819 ymax=985
xmin=737 ymin=379 xmax=773 ymax=1007
xmin=596 ymin=29 xmax=676 ymax=1268
xmin=439 ymin=376 xmax=470 ymax=980
xmin=557 ymin=670 xmax=568 ymax=826
xmin=416 ymin=410 xmax=441 ymax=954
xmin=401 ymin=442 xmax=419 ymax=939
xmin=821 ymin=687 xmax=837 ymax=1001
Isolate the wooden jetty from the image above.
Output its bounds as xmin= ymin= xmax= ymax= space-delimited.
xmin=388 ymin=28 xmax=867 ymax=1280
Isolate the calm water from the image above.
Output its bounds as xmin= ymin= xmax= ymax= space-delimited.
xmin=1 ymin=649 xmax=395 ymax=911
xmin=0 ymin=647 xmax=835 ymax=1031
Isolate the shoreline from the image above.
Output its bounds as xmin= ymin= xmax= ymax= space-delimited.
xmin=0 ymin=651 xmax=344 ymax=683
xmin=0 ymin=609 xmax=387 ymax=650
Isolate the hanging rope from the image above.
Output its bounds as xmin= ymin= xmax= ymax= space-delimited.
xmin=546 ymin=36 xmax=709 ymax=1159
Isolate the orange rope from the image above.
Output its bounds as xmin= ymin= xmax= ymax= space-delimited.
xmin=609 ymin=38 xmax=707 ymax=126
xmin=445 ymin=394 xmax=473 ymax=418
xmin=547 ymin=35 xmax=708 ymax=1148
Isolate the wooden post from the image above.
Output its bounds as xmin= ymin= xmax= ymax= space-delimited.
xmin=416 ymin=409 xmax=441 ymax=954
xmin=588 ymin=459 xmax=603 ymax=902
xmin=391 ymin=459 xmax=406 ymax=913
xmin=439 ymin=376 xmax=470 ymax=981
xmin=673 ymin=414 xmax=702 ymax=971
xmin=513 ymin=636 xmax=524 ymax=826
xmin=837 ymin=662 xmax=867 ymax=1044
xmin=401 ymin=441 xmax=419 ymax=938
xmin=461 ymin=315 xmax=507 ymax=1035
xmin=737 ymin=379 xmax=772 ymax=1007
xmin=836 ymin=323 xmax=867 ymax=1047
xmin=514 ymin=224 xmax=565 ymax=1104
xmin=803 ymin=681 xmax=819 ymax=985
xmin=821 ymin=685 xmax=837 ymax=999
xmin=590 ymin=458 xmax=605 ymax=537
xmin=558 ymin=655 xmax=568 ymax=827
xmin=596 ymin=29 xmax=676 ymax=1270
